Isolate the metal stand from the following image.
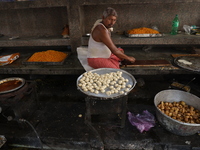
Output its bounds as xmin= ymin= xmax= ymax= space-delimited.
xmin=85 ymin=95 xmax=128 ymax=128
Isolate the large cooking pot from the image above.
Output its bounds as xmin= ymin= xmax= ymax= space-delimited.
xmin=154 ymin=89 xmax=200 ymax=136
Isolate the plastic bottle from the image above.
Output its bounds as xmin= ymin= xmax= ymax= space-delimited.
xmin=170 ymin=15 xmax=179 ymax=35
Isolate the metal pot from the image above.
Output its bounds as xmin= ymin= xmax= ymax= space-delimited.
xmin=154 ymin=89 xmax=200 ymax=136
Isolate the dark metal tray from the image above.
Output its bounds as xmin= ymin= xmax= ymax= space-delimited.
xmin=174 ymin=56 xmax=200 ymax=73
xmin=126 ymin=32 xmax=164 ymax=38
xmin=22 ymin=52 xmax=70 ymax=65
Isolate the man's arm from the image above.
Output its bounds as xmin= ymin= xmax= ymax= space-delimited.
xmin=93 ymin=25 xmax=135 ymax=63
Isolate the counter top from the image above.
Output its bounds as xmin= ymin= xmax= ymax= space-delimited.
xmin=0 ymin=46 xmax=197 ymax=75
xmin=0 ymin=36 xmax=70 ymax=47
xmin=0 ymin=33 xmax=200 ymax=48
xmin=82 ymin=33 xmax=200 ymax=46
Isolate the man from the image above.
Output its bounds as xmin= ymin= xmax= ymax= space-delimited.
xmin=87 ymin=7 xmax=135 ymax=69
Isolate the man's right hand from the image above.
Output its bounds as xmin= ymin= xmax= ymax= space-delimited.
xmin=128 ymin=56 xmax=136 ymax=63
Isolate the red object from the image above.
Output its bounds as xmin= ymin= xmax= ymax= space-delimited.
xmin=87 ymin=48 xmax=123 ymax=69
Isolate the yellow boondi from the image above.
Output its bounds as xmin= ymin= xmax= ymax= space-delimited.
xmin=128 ymin=27 xmax=160 ymax=34
xmin=27 ymin=50 xmax=67 ymax=62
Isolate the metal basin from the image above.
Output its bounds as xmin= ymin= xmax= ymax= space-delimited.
xmin=154 ymin=89 xmax=200 ymax=136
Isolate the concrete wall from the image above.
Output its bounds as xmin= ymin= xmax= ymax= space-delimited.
xmin=83 ymin=3 xmax=200 ymax=34
xmin=0 ymin=7 xmax=68 ymax=37
xmin=0 ymin=0 xmax=200 ymax=51
xmin=0 ymin=2 xmax=200 ymax=37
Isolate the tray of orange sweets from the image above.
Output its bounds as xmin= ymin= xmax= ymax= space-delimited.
xmin=126 ymin=27 xmax=164 ymax=37
xmin=22 ymin=50 xmax=70 ymax=65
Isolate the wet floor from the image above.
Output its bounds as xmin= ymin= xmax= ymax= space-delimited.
xmin=0 ymin=74 xmax=200 ymax=150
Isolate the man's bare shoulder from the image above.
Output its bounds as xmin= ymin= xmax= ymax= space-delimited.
xmin=94 ymin=24 xmax=107 ymax=33
xmin=92 ymin=24 xmax=109 ymax=42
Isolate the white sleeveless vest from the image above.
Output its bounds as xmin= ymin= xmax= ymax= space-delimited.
xmin=87 ymin=23 xmax=111 ymax=58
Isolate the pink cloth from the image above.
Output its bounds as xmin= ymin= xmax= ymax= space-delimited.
xmin=87 ymin=48 xmax=123 ymax=69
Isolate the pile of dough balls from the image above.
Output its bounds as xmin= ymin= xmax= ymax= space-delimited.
xmin=78 ymin=71 xmax=132 ymax=96
xmin=157 ymin=101 xmax=200 ymax=124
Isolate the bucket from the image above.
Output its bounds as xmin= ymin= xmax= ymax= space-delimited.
xmin=154 ymin=89 xmax=200 ymax=136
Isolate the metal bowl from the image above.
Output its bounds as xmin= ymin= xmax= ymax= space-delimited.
xmin=154 ymin=89 xmax=200 ymax=136
xmin=0 ymin=77 xmax=25 ymax=94
xmin=77 ymin=68 xmax=137 ymax=99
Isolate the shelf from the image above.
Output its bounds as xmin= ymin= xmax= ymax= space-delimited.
xmin=81 ymin=33 xmax=200 ymax=46
xmin=0 ymin=55 xmax=190 ymax=75
xmin=0 ymin=46 xmax=195 ymax=75
xmin=81 ymin=0 xmax=200 ymax=5
xmin=0 ymin=36 xmax=70 ymax=47
xmin=0 ymin=0 xmax=68 ymax=10
xmin=0 ymin=0 xmax=199 ymax=10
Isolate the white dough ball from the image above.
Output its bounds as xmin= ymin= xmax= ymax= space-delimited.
xmin=110 ymin=85 xmax=114 ymax=89
xmin=117 ymin=87 xmax=121 ymax=91
xmin=114 ymin=90 xmax=118 ymax=93
xmin=125 ymin=88 xmax=129 ymax=92
xmin=101 ymin=89 xmax=105 ymax=93
xmin=83 ymin=88 xmax=88 ymax=92
xmin=90 ymin=89 xmax=94 ymax=93
xmin=120 ymin=91 xmax=124 ymax=94
xmin=106 ymin=91 xmax=111 ymax=95
xmin=118 ymin=80 xmax=123 ymax=84
xmin=121 ymin=85 xmax=126 ymax=88
xmin=95 ymin=90 xmax=99 ymax=94
xmin=115 ymin=84 xmax=119 ymax=87
xmin=127 ymin=84 xmax=132 ymax=88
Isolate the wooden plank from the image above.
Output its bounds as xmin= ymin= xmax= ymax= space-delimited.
xmin=121 ymin=60 xmax=171 ymax=67
xmin=172 ymin=54 xmax=200 ymax=58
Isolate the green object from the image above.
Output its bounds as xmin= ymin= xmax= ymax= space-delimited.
xmin=170 ymin=15 xmax=179 ymax=35
xmin=191 ymin=25 xmax=200 ymax=29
